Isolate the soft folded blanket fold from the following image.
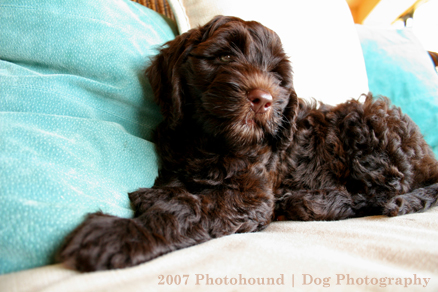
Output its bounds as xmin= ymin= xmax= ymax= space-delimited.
xmin=1 ymin=208 xmax=437 ymax=291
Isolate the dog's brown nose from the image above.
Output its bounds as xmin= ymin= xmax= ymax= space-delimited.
xmin=247 ymin=89 xmax=272 ymax=113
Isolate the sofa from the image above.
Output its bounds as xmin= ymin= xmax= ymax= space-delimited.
xmin=1 ymin=0 xmax=438 ymax=291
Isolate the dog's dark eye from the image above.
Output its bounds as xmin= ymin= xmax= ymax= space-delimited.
xmin=219 ymin=55 xmax=233 ymax=62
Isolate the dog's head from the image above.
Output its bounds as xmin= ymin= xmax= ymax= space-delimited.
xmin=147 ymin=15 xmax=298 ymax=147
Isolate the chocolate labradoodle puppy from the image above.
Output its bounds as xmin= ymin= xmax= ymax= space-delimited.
xmin=59 ymin=16 xmax=438 ymax=272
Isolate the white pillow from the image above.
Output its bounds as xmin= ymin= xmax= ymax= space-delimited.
xmin=166 ymin=0 xmax=369 ymax=105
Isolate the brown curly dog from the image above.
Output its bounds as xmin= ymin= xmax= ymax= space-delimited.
xmin=59 ymin=15 xmax=438 ymax=272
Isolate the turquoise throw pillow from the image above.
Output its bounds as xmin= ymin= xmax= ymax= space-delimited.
xmin=357 ymin=25 xmax=438 ymax=156
xmin=0 ymin=0 xmax=177 ymax=274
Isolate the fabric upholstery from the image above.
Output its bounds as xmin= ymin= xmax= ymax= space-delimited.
xmin=0 ymin=0 xmax=177 ymax=274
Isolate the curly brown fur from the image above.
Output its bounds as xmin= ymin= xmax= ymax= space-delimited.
xmin=59 ymin=15 xmax=438 ymax=272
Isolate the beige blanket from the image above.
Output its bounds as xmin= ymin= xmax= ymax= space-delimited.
xmin=1 ymin=207 xmax=437 ymax=292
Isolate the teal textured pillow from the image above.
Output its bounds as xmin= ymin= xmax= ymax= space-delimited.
xmin=357 ymin=25 xmax=438 ymax=156
xmin=0 ymin=0 xmax=177 ymax=274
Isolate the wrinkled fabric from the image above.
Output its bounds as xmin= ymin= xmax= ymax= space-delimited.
xmin=1 ymin=208 xmax=437 ymax=292
xmin=0 ymin=0 xmax=177 ymax=274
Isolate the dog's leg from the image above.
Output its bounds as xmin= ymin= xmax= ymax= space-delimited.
xmin=274 ymin=188 xmax=357 ymax=221
xmin=275 ymin=184 xmax=438 ymax=221
xmin=59 ymin=186 xmax=272 ymax=271
xmin=59 ymin=212 xmax=159 ymax=272
xmin=384 ymin=183 xmax=438 ymax=216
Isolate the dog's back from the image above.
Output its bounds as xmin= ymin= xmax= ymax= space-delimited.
xmin=276 ymin=94 xmax=438 ymax=220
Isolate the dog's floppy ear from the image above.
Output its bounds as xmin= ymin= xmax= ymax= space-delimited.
xmin=146 ymin=30 xmax=199 ymax=129
xmin=274 ymin=88 xmax=299 ymax=150
xmin=146 ymin=16 xmax=237 ymax=128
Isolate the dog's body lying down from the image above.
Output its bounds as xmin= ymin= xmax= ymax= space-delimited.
xmin=60 ymin=16 xmax=438 ymax=271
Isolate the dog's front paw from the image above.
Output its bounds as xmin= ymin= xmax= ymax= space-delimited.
xmin=59 ymin=212 xmax=152 ymax=272
xmin=384 ymin=196 xmax=406 ymax=217
xmin=129 ymin=188 xmax=160 ymax=215
xmin=384 ymin=186 xmax=438 ymax=217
